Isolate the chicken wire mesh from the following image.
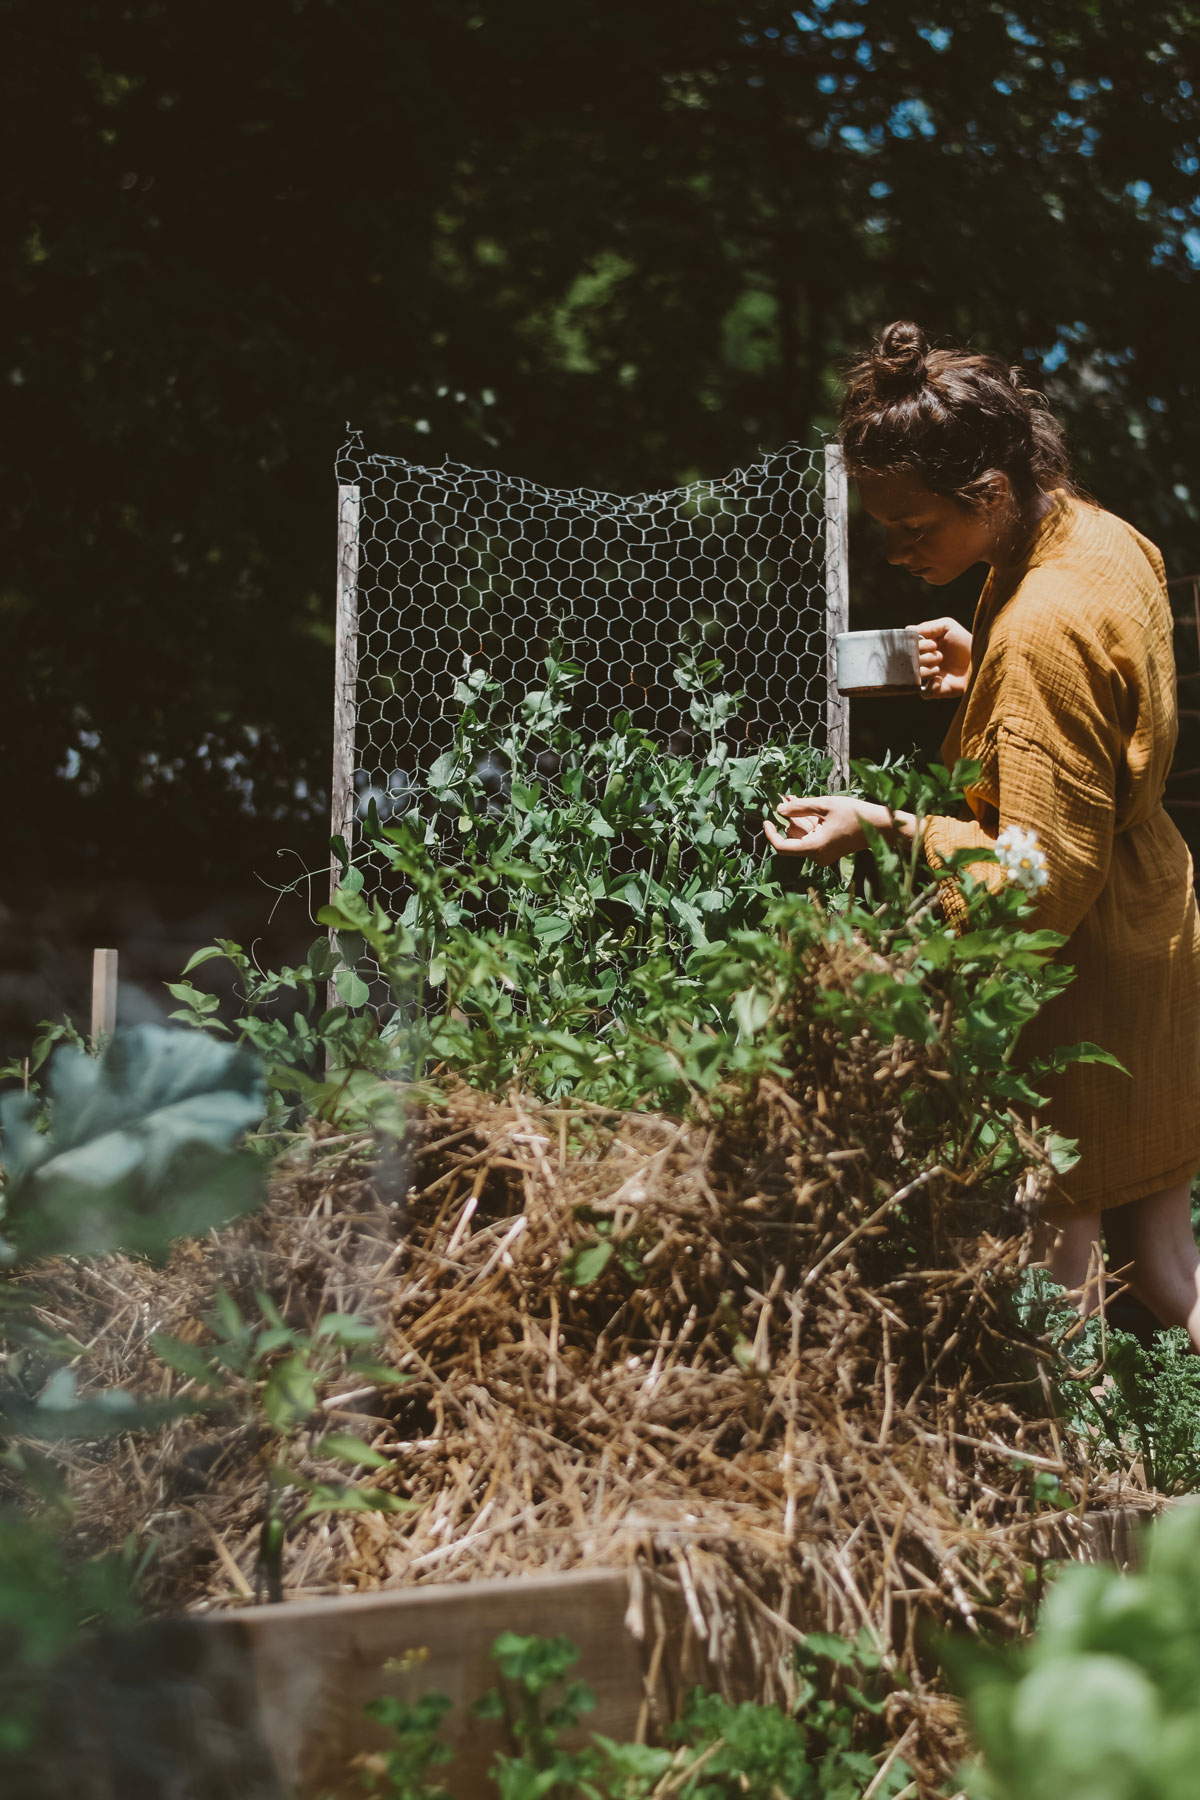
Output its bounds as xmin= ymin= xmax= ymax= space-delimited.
xmin=331 ymin=430 xmax=848 ymax=927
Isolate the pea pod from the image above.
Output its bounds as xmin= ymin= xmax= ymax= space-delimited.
xmin=665 ymin=833 xmax=682 ymax=887
xmin=649 ymin=910 xmax=667 ymax=953
xmin=603 ymin=768 xmax=626 ymax=805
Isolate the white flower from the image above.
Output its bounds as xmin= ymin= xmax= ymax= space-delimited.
xmin=995 ymin=824 xmax=1050 ymax=896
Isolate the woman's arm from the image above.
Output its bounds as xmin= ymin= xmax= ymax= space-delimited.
xmin=764 ymin=614 xmax=971 ymax=862
xmin=924 ymin=721 xmax=1116 ymax=937
xmin=764 ymin=795 xmax=917 ymax=865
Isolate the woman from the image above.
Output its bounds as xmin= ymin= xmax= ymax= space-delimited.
xmin=765 ymin=320 xmax=1200 ymax=1346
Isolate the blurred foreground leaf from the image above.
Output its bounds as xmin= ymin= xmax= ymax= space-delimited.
xmin=0 ymin=1024 xmax=266 ymax=1262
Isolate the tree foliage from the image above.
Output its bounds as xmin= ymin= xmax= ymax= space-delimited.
xmin=2 ymin=0 xmax=1197 ymax=886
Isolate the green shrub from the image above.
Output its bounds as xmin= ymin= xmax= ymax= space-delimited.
xmin=350 ymin=1627 xmax=915 ymax=1800
xmin=1015 ymin=1271 xmax=1200 ymax=1495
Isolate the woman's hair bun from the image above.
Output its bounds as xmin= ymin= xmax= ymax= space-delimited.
xmin=871 ymin=319 xmax=928 ymax=396
xmin=839 ymin=319 xmax=1074 ymax=500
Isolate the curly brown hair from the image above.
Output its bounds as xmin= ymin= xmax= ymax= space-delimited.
xmin=839 ymin=320 xmax=1073 ymax=506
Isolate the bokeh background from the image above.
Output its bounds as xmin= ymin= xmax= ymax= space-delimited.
xmin=2 ymin=0 xmax=1197 ymax=1049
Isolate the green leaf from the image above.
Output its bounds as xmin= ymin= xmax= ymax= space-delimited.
xmin=313 ymin=1432 xmax=392 ymax=1469
xmin=314 ymin=1312 xmax=379 ymax=1345
xmin=306 ymin=936 xmax=341 ymax=982
xmin=334 ymin=967 xmax=371 ymax=1008
xmin=150 ymin=1332 xmax=226 ymax=1391
xmin=255 ymin=1289 xmax=288 ymax=1331
xmin=296 ymin=1482 xmax=416 ymax=1519
xmin=1044 ymin=1130 xmax=1082 ymax=1174
xmin=0 ymin=1026 xmax=266 ymax=1263
xmin=262 ymin=1355 xmax=319 ymax=1433
xmin=254 ymin=1325 xmax=296 ymax=1356
xmin=1035 ymin=1041 xmax=1129 ymax=1078
xmin=345 ymin=1359 xmax=411 ymax=1387
xmin=213 ymin=1287 xmax=246 ymax=1343
xmin=731 ymin=987 xmax=772 ymax=1036
xmin=563 ymin=1239 xmax=614 ymax=1287
xmin=799 ymin=1631 xmax=859 ymax=1666
xmin=181 ymin=944 xmax=240 ymax=976
xmin=4 ymin=1369 xmax=183 ymax=1441
xmin=532 ymin=913 xmax=573 ymax=946
xmin=165 ymin=983 xmax=220 ymax=1013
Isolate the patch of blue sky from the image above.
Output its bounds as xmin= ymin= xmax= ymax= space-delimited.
xmin=818 ymin=73 xmax=839 ymax=94
xmin=918 ymin=26 xmax=952 ymax=51
xmin=840 ymin=124 xmax=881 ymax=153
xmin=792 ymin=6 xmax=873 ymax=43
xmin=1127 ymin=180 xmax=1152 ymax=205
xmin=1185 ymin=227 xmax=1200 ymax=266
xmin=889 ymin=96 xmax=937 ymax=139
xmin=1054 ymin=119 xmax=1099 ymax=155
xmin=869 ymin=179 xmax=892 ymax=197
xmin=1042 ymin=322 xmax=1089 ymax=374
xmin=1005 ymin=15 xmax=1040 ymax=45
xmin=994 ymin=78 xmax=1013 ymax=96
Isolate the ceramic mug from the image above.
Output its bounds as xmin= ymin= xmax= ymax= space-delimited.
xmin=834 ymin=627 xmax=923 ymax=696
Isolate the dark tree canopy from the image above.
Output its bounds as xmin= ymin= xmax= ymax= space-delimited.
xmin=2 ymin=0 xmax=1198 ymax=895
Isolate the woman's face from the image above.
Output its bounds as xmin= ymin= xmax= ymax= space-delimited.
xmin=856 ymin=470 xmax=1004 ymax=586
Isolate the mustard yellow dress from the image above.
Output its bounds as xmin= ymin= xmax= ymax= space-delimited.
xmin=922 ymin=493 xmax=1200 ymax=1216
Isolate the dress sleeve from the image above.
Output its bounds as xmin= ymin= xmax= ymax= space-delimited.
xmin=921 ymin=613 xmax=1120 ymax=937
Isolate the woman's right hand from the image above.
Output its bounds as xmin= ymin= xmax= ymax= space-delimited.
xmin=916 ymin=616 xmax=972 ymax=698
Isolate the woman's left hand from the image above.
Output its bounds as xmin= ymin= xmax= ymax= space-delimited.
xmin=764 ymin=795 xmax=876 ymax=866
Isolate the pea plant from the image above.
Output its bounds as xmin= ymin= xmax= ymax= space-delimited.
xmin=172 ymin=647 xmax=833 ymax=1115
xmin=170 ymin=645 xmax=1117 ymax=1163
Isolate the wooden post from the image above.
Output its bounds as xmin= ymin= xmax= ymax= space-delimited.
xmin=91 ymin=948 xmax=118 ymax=1045
xmin=329 ymin=483 xmax=361 ymax=1012
xmin=823 ymin=442 xmax=851 ymax=791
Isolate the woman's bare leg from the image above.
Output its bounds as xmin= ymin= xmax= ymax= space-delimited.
xmin=1036 ymin=1211 xmax=1105 ymax=1312
xmin=1102 ymin=1180 xmax=1200 ymax=1352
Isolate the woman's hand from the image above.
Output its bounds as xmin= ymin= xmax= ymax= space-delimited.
xmin=916 ymin=616 xmax=972 ymax=698
xmin=764 ymin=795 xmax=913 ymax=867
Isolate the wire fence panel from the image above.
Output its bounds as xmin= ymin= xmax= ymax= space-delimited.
xmin=332 ymin=431 xmax=848 ymax=922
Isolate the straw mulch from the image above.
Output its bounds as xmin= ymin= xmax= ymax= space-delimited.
xmin=31 ymin=967 xmax=1150 ymax=1792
